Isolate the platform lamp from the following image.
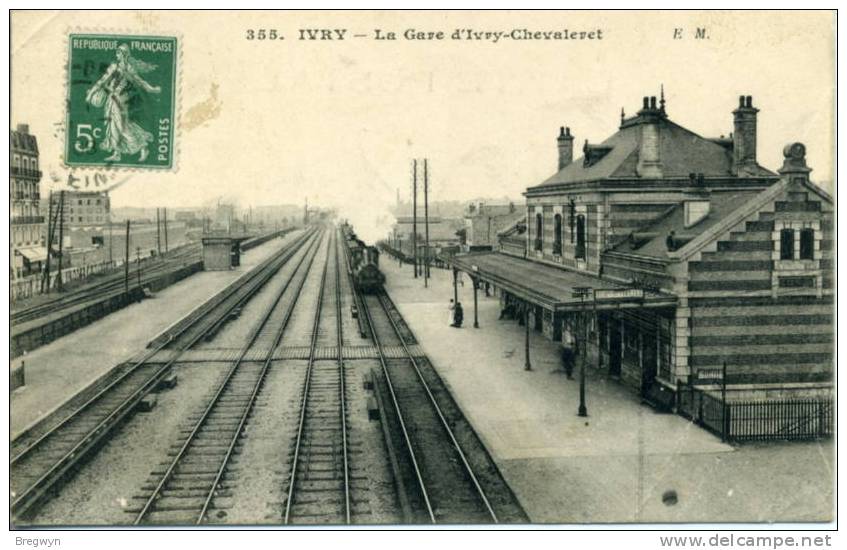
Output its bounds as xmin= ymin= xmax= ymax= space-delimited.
xmin=572 ymin=286 xmax=592 ymax=417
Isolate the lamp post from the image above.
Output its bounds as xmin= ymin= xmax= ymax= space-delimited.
xmin=572 ymin=286 xmax=592 ymax=417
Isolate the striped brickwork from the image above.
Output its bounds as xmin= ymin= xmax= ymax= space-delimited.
xmin=608 ymin=202 xmax=675 ymax=241
xmin=685 ymin=184 xmax=833 ymax=385
xmin=526 ymin=201 xmax=603 ymax=274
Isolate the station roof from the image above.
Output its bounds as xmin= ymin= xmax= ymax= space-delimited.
xmin=451 ymin=251 xmax=676 ymax=312
xmin=528 ymin=113 xmax=777 ymax=193
xmin=608 ymin=190 xmax=760 ymax=260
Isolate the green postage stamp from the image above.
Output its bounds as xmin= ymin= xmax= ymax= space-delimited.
xmin=65 ymin=34 xmax=178 ymax=169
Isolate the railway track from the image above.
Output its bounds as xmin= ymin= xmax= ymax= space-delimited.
xmin=131 ymin=229 xmax=326 ymax=524
xmin=360 ymin=289 xmax=528 ymax=524
xmin=9 ymin=229 xmax=318 ymax=523
xmin=11 ymin=243 xmax=201 ymax=326
xmin=283 ymin=229 xmax=353 ymax=524
xmin=11 ymin=230 xmax=288 ymax=327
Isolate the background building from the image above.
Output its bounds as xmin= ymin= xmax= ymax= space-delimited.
xmin=390 ymin=214 xmax=464 ymax=259
xmin=462 ymin=201 xmax=523 ymax=251
xmin=45 ymin=190 xmax=111 ymax=227
xmin=10 ymin=123 xmax=45 ymax=279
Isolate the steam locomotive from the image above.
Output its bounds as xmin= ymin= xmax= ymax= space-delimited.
xmin=343 ymin=224 xmax=386 ymax=293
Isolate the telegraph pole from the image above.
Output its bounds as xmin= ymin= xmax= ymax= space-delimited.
xmin=136 ymin=246 xmax=142 ymax=289
xmin=424 ymin=158 xmax=430 ymax=286
xmin=156 ymin=208 xmax=162 ymax=255
xmin=163 ymin=207 xmax=169 ymax=252
xmin=124 ymin=220 xmax=130 ymax=295
xmin=56 ymin=190 xmax=65 ymax=292
xmin=412 ymin=159 xmax=418 ymax=279
xmin=107 ymin=191 xmax=113 ymax=264
xmin=108 ymin=216 xmax=113 ymax=263
xmin=42 ymin=190 xmax=54 ymax=293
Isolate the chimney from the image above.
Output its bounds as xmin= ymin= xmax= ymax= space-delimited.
xmin=636 ymin=96 xmax=663 ymax=178
xmin=557 ymin=126 xmax=574 ymax=170
xmin=16 ymin=123 xmax=29 ymax=134
xmin=733 ymin=95 xmax=759 ymax=175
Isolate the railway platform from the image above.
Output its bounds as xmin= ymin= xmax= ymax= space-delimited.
xmin=382 ymin=260 xmax=834 ymax=523
xmin=10 ymin=230 xmax=304 ymax=438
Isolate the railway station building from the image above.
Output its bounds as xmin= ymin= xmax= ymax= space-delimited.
xmin=451 ymin=94 xmax=834 ymax=406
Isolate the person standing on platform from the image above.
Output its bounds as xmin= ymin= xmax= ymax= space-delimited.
xmin=454 ymin=302 xmax=464 ymax=328
xmin=448 ymin=299 xmax=455 ymax=326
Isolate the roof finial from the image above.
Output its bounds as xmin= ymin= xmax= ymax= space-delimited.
xmin=660 ymin=84 xmax=666 ymax=114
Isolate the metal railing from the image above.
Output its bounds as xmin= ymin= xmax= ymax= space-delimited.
xmin=11 ymin=215 xmax=45 ymax=225
xmin=10 ymin=167 xmax=43 ymax=179
xmin=677 ymin=381 xmax=833 ymax=442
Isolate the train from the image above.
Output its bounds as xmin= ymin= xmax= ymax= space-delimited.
xmin=342 ymin=223 xmax=386 ymax=294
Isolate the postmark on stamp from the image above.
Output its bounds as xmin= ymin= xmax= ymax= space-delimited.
xmin=65 ymin=33 xmax=178 ymax=170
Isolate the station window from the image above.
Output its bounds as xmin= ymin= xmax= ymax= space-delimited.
xmin=799 ymin=228 xmax=814 ymax=260
xmin=534 ymin=213 xmax=543 ymax=251
xmin=553 ymin=214 xmax=563 ymax=255
xmin=575 ymin=215 xmax=586 ymax=260
xmin=780 ymin=228 xmax=794 ymax=260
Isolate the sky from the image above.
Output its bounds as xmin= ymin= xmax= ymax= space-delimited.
xmin=11 ymin=11 xmax=835 ymax=241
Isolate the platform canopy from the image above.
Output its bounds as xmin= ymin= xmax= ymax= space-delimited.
xmin=17 ymin=247 xmax=47 ymax=263
xmin=450 ymin=251 xmax=676 ymax=312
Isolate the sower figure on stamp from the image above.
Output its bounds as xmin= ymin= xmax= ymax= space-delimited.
xmin=86 ymin=43 xmax=161 ymax=163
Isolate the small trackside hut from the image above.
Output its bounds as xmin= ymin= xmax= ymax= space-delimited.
xmin=201 ymin=234 xmax=248 ymax=270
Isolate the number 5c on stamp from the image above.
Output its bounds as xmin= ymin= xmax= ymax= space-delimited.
xmin=65 ymin=33 xmax=178 ymax=170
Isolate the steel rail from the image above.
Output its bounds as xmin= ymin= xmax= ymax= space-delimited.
xmin=10 ymin=229 xmax=317 ymax=522
xmin=339 ymin=232 xmax=369 ymax=338
xmin=196 ymin=230 xmax=327 ymax=524
xmin=11 ymin=228 xmax=313 ymax=465
xmin=335 ymin=230 xmax=352 ymax=524
xmin=357 ymin=284 xmax=437 ymax=523
xmin=282 ymin=229 xmax=342 ymax=523
xmin=375 ymin=291 xmax=499 ymax=523
xmin=133 ymin=229 xmax=325 ymax=524
xmin=11 ymin=244 xmax=201 ymax=325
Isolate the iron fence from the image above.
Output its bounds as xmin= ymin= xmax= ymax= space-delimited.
xmin=677 ymin=380 xmax=833 ymax=442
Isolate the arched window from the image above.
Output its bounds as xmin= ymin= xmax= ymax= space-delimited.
xmin=534 ymin=213 xmax=543 ymax=251
xmin=799 ymin=228 xmax=814 ymax=260
xmin=553 ymin=214 xmax=563 ymax=255
xmin=575 ymin=215 xmax=587 ymax=260
xmin=780 ymin=228 xmax=795 ymax=260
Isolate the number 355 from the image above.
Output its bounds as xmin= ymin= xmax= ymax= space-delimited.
xmin=246 ymin=29 xmax=280 ymax=40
